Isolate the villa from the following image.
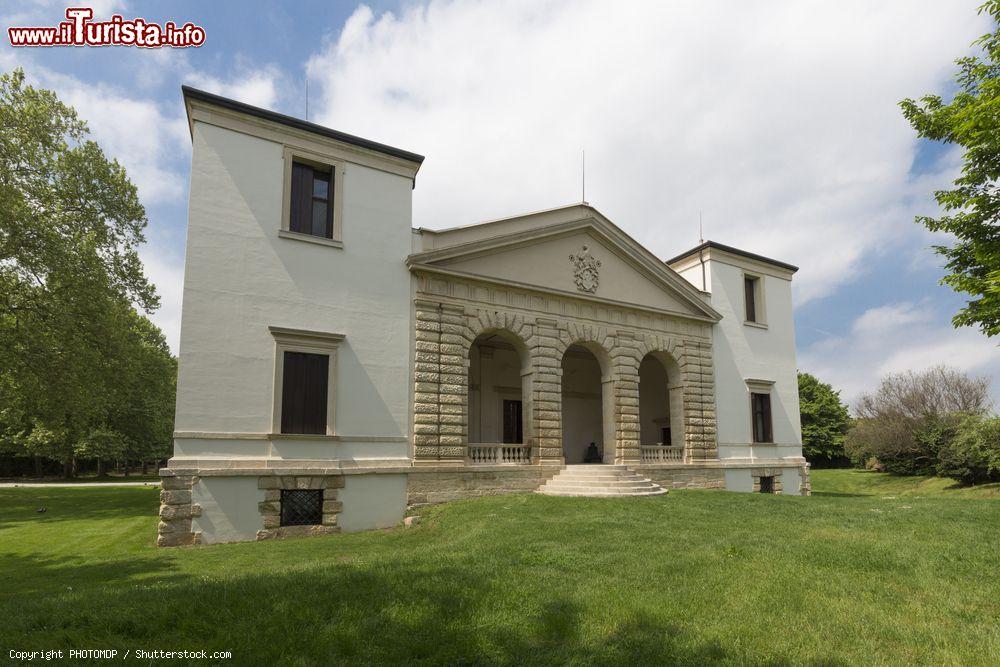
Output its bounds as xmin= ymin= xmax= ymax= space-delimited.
xmin=158 ymin=87 xmax=809 ymax=546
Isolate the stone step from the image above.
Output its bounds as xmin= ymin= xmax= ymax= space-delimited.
xmin=536 ymin=464 xmax=667 ymax=497
xmin=551 ymin=474 xmax=650 ymax=482
xmin=539 ymin=487 xmax=667 ymax=497
xmin=542 ymin=480 xmax=656 ymax=490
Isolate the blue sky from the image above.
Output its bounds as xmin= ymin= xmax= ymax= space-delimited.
xmin=3 ymin=0 xmax=999 ymax=408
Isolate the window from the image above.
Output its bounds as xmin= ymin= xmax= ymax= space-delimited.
xmin=502 ymin=399 xmax=523 ymax=444
xmin=280 ymin=148 xmax=343 ymax=247
xmin=280 ymin=351 xmax=329 ymax=434
xmin=269 ymin=326 xmax=344 ymax=436
xmin=290 ymin=161 xmax=333 ymax=238
xmin=758 ymin=476 xmax=775 ymax=494
xmin=744 ymin=275 xmax=759 ymax=323
xmin=280 ymin=489 xmax=323 ymax=526
xmin=750 ymin=392 xmax=773 ymax=443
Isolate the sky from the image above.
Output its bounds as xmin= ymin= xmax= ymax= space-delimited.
xmin=2 ymin=0 xmax=999 ymax=409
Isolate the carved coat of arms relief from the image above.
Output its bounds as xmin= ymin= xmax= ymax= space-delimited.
xmin=569 ymin=244 xmax=602 ymax=293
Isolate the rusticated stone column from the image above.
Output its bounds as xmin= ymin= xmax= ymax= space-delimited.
xmin=680 ymin=339 xmax=718 ymax=460
xmin=413 ymin=300 xmax=468 ymax=464
xmin=610 ymin=332 xmax=642 ymax=463
xmin=530 ymin=317 xmax=564 ymax=462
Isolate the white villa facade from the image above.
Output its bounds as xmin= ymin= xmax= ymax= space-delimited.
xmin=158 ymin=87 xmax=809 ymax=547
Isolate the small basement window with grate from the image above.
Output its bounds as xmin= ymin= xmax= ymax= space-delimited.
xmin=759 ymin=476 xmax=775 ymax=494
xmin=280 ymin=489 xmax=323 ymax=526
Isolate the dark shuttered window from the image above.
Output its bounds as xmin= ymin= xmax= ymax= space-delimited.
xmin=290 ymin=161 xmax=334 ymax=238
xmin=750 ymin=392 xmax=773 ymax=443
xmin=744 ymin=276 xmax=758 ymax=323
xmin=280 ymin=351 xmax=329 ymax=434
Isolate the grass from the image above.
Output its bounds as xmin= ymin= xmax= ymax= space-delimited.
xmin=0 ymin=474 xmax=161 ymax=484
xmin=812 ymin=468 xmax=1000 ymax=498
xmin=0 ymin=474 xmax=998 ymax=665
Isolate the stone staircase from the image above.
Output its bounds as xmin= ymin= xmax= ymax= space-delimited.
xmin=537 ymin=464 xmax=667 ymax=497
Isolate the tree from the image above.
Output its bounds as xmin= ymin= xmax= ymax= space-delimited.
xmin=901 ymin=1 xmax=1000 ymax=337
xmin=937 ymin=415 xmax=1000 ymax=485
xmin=0 ymin=68 xmax=162 ymax=476
xmin=845 ymin=366 xmax=991 ymax=475
xmin=797 ymin=372 xmax=850 ymax=464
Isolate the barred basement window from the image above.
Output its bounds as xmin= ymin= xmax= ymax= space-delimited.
xmin=280 ymin=489 xmax=323 ymax=526
xmin=759 ymin=476 xmax=775 ymax=494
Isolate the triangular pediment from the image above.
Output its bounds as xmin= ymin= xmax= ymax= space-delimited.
xmin=408 ymin=207 xmax=720 ymax=322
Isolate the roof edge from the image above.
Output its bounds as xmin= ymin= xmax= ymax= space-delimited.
xmin=666 ymin=241 xmax=798 ymax=273
xmin=181 ymin=85 xmax=425 ymax=165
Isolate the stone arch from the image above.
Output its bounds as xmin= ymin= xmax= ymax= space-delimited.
xmin=634 ymin=335 xmax=718 ymax=461
xmin=464 ymin=316 xmax=534 ymax=454
xmin=554 ymin=322 xmax=619 ymax=463
xmin=638 ymin=349 xmax=686 ymax=460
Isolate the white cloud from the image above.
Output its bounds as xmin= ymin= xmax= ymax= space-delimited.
xmin=306 ymin=0 xmax=985 ymax=307
xmin=800 ymin=301 xmax=1000 ymax=409
xmin=852 ymin=302 xmax=931 ymax=336
xmin=183 ymin=65 xmax=285 ymax=109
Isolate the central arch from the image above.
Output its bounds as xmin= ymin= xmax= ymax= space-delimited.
xmin=560 ymin=342 xmax=614 ymax=464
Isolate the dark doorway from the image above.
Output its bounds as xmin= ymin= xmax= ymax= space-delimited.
xmin=502 ymin=399 xmax=523 ymax=444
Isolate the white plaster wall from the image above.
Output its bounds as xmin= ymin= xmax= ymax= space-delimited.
xmin=174 ymin=122 xmax=413 ymax=462
xmin=724 ymin=469 xmax=754 ymax=493
xmin=676 ymin=261 xmax=711 ymax=293
xmin=192 ymin=477 xmax=263 ymax=544
xmin=338 ymin=474 xmax=408 ymax=532
xmin=708 ymin=260 xmax=802 ymax=461
xmin=781 ymin=468 xmax=803 ymax=496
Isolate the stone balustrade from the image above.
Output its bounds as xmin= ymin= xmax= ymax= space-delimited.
xmin=640 ymin=444 xmax=686 ymax=462
xmin=467 ymin=443 xmax=532 ymax=464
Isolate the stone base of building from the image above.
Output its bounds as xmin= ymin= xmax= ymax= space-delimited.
xmin=156 ymin=460 xmax=811 ymax=546
xmin=406 ymin=465 xmax=563 ymax=506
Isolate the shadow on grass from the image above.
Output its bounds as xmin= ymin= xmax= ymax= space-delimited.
xmin=0 ymin=551 xmax=184 ymax=598
xmin=2 ymin=557 xmax=782 ymax=666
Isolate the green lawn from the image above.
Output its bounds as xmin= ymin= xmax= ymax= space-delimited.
xmin=1 ymin=473 xmax=998 ymax=665
xmin=812 ymin=468 xmax=1000 ymax=498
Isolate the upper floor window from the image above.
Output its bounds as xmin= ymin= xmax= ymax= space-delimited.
xmin=280 ymin=147 xmax=344 ymax=248
xmin=290 ymin=162 xmax=333 ymax=239
xmin=743 ymin=273 xmax=766 ymax=326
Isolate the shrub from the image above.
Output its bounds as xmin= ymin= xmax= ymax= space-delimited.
xmin=845 ymin=366 xmax=991 ymax=475
xmin=937 ymin=416 xmax=1000 ymax=485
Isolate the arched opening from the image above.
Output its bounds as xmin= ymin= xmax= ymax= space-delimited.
xmin=638 ymin=352 xmax=685 ymax=462
xmin=468 ymin=331 xmax=532 ymax=463
xmin=561 ymin=343 xmax=613 ymax=464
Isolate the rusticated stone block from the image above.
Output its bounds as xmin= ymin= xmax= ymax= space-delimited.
xmin=159 ymin=505 xmax=193 ymax=520
xmin=161 ymin=476 xmax=194 ymax=490
xmin=160 ymin=490 xmax=191 ymax=505
xmin=321 ymin=476 xmax=345 ymax=489
xmin=157 ymin=533 xmax=196 ymax=548
xmin=158 ymin=518 xmax=192 ymax=534
xmin=322 ymin=500 xmax=343 ymax=513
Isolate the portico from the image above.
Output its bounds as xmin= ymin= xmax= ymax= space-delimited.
xmin=406 ymin=205 xmax=722 ymax=476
